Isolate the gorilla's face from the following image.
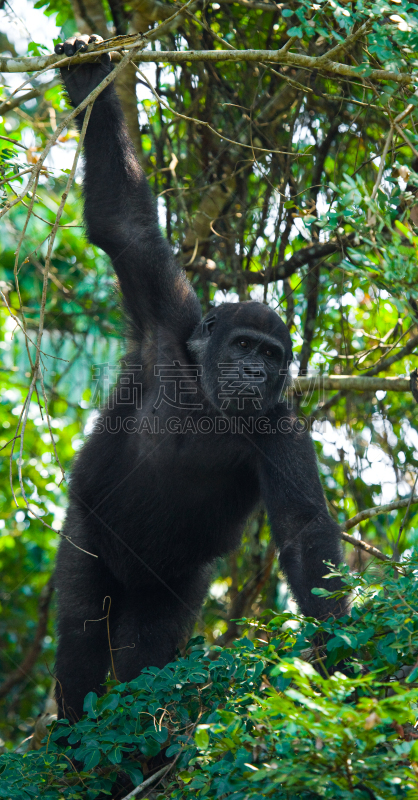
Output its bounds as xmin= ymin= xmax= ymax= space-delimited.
xmin=188 ymin=302 xmax=293 ymax=415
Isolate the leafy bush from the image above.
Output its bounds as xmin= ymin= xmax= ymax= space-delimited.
xmin=2 ymin=557 xmax=418 ymax=799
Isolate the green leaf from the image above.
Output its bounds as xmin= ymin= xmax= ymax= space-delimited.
xmin=178 ymin=770 xmax=194 ymax=783
xmin=287 ymin=26 xmax=303 ymax=37
xmin=83 ymin=692 xmax=98 ymax=719
xmin=406 ymin=667 xmax=418 ymax=683
xmin=27 ymin=41 xmax=50 ymax=55
xmin=148 ymin=727 xmax=169 ymax=743
xmin=195 ymin=728 xmax=210 ymax=749
xmin=83 ymin=748 xmax=101 ymax=770
xmin=97 ymin=693 xmax=120 ymax=713
xmin=108 ymin=745 xmax=123 ymax=764
xmin=121 ymin=763 xmax=143 ymax=786
xmin=351 ymin=64 xmax=374 ymax=76
xmin=185 ymin=635 xmax=205 ymax=649
xmin=166 ymin=743 xmax=182 ymax=756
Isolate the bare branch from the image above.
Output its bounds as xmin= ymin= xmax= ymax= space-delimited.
xmin=0 ymin=78 xmax=58 ymax=115
xmin=317 ymin=20 xmax=372 ymax=65
xmin=339 ymin=496 xmax=418 ymax=563
xmin=310 ymin=332 xmax=418 ymax=418
xmin=345 ymin=496 xmax=418 ymax=530
xmin=0 ymin=42 xmax=413 ymax=86
xmin=364 ymin=331 xmax=418 ymax=377
xmin=340 ymin=531 xmax=390 ymax=562
xmin=218 ymin=0 xmax=280 ymax=10
xmin=121 ymin=764 xmax=175 ymax=800
xmin=369 ymin=127 xmax=393 ymax=208
xmin=294 ymin=375 xmax=410 ymax=393
xmin=187 ymin=236 xmax=357 ymax=287
xmin=136 ymin=64 xmax=294 ymax=154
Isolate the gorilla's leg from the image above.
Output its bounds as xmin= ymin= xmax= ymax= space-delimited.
xmin=110 ymin=567 xmax=211 ymax=681
xmin=55 ymin=534 xmax=118 ymax=721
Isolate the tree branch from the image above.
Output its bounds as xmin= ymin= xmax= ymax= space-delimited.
xmin=0 ymin=43 xmax=413 ymax=86
xmin=121 ymin=763 xmax=175 ymax=800
xmin=218 ymin=0 xmax=280 ymax=10
xmin=0 ymin=78 xmax=58 ymax=115
xmin=361 ymin=331 xmax=418 ymax=377
xmin=294 ymin=375 xmax=411 ymax=393
xmin=339 ymin=532 xmax=390 ymax=562
xmin=187 ymin=236 xmax=356 ymax=287
xmin=299 ymin=262 xmax=320 ymax=376
xmin=339 ymin=496 xmax=418 ymax=563
xmin=345 ymin=496 xmax=418 ymax=530
xmin=310 ymin=332 xmax=418 ymax=418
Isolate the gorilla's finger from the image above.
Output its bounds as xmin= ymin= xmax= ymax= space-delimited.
xmin=62 ymin=37 xmax=78 ymax=56
xmin=54 ymin=42 xmax=64 ymax=55
xmin=88 ymin=35 xmax=104 ymax=44
xmin=73 ymin=35 xmax=92 ymax=53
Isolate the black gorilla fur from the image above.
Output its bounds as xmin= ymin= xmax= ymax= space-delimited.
xmin=54 ymin=36 xmax=347 ymax=721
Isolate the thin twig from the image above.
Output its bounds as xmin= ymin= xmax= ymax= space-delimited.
xmin=0 ymin=78 xmax=59 ymax=115
xmin=136 ymin=66 xmax=302 ymax=155
xmin=345 ymin=495 xmax=418 ymax=530
xmin=121 ymin=762 xmax=174 ymax=800
xmin=394 ymin=123 xmax=418 ymax=160
xmin=340 ymin=531 xmax=390 ymax=562
xmin=394 ymin=476 xmax=418 ymax=553
xmin=7 ymin=107 xmax=96 ymax=557
xmin=0 ymin=135 xmax=28 ymax=149
xmin=0 ymin=166 xmax=35 ymax=189
xmin=310 ymin=332 xmax=418 ymax=419
xmin=15 ymin=107 xmax=93 ymax=508
xmin=316 ymin=20 xmax=372 ymax=65
xmin=370 ymin=128 xmax=393 ymax=203
xmin=340 ymin=494 xmax=418 ymax=563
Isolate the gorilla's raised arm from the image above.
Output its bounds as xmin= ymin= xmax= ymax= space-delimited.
xmin=57 ymin=37 xmax=201 ymax=342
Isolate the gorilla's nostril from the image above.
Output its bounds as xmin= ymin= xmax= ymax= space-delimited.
xmin=242 ymin=364 xmax=266 ymax=380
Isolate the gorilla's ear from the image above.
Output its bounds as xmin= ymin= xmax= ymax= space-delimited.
xmin=187 ymin=314 xmax=217 ymax=362
xmin=202 ymin=315 xmax=216 ymax=337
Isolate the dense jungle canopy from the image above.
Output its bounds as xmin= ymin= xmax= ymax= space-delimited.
xmin=0 ymin=0 xmax=418 ymax=796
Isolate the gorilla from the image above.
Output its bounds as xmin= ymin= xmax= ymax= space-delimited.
xmin=53 ymin=35 xmax=347 ymax=721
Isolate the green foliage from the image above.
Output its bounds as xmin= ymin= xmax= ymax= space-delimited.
xmin=33 ymin=0 xmax=73 ymax=27
xmin=1 ymin=0 xmax=418 ymax=768
xmin=2 ymin=559 xmax=418 ymax=798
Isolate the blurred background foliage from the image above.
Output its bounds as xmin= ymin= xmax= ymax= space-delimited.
xmin=0 ymin=0 xmax=417 ymax=751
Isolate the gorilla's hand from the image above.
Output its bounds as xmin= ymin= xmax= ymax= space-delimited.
xmin=55 ymin=35 xmax=113 ymax=108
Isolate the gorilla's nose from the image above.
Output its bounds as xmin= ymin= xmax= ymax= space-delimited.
xmin=242 ymin=363 xmax=266 ymax=380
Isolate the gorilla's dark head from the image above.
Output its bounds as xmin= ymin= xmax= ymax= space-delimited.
xmin=188 ymin=302 xmax=293 ymax=414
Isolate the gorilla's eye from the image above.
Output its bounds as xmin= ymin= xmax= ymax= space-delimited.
xmin=264 ymin=349 xmax=273 ymax=357
xmin=239 ymin=340 xmax=249 ymax=349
